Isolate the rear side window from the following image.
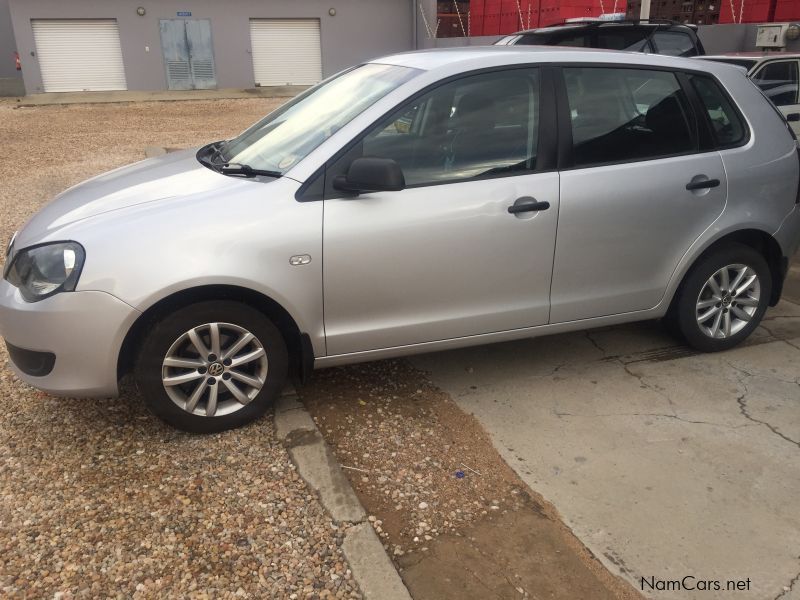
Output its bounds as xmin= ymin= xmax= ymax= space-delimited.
xmin=752 ymin=60 xmax=799 ymax=107
xmin=563 ymin=67 xmax=696 ymax=168
xmin=689 ymin=74 xmax=746 ymax=147
xmin=652 ymin=31 xmax=697 ymax=57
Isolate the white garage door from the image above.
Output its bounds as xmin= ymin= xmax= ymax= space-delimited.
xmin=250 ymin=19 xmax=322 ymax=86
xmin=32 ymin=19 xmax=127 ymax=92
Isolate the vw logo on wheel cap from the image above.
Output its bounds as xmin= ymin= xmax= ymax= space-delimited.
xmin=208 ymin=362 xmax=224 ymax=376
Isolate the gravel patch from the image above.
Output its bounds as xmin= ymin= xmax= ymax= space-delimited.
xmin=0 ymin=100 xmax=362 ymax=599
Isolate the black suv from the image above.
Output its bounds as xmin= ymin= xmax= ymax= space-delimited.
xmin=495 ymin=19 xmax=705 ymax=57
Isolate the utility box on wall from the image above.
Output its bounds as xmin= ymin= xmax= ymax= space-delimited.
xmin=755 ymin=23 xmax=788 ymax=47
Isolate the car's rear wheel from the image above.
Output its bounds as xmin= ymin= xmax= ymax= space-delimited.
xmin=135 ymin=301 xmax=287 ymax=433
xmin=672 ymin=243 xmax=771 ymax=352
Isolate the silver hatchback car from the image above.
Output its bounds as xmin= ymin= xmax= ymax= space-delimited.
xmin=2 ymin=47 xmax=799 ymax=432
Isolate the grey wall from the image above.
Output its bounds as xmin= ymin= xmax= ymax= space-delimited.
xmin=697 ymin=24 xmax=751 ymax=54
xmin=0 ymin=0 xmax=19 ymax=77
xmin=0 ymin=0 xmax=23 ymax=96
xmin=425 ymin=35 xmax=501 ymax=48
xmin=698 ymin=23 xmax=800 ymax=53
xmin=10 ymin=0 xmax=434 ymax=94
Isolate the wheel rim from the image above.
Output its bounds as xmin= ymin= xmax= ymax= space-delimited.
xmin=161 ymin=322 xmax=268 ymax=417
xmin=695 ymin=263 xmax=761 ymax=340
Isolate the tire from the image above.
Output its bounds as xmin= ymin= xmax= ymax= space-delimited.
xmin=672 ymin=243 xmax=771 ymax=352
xmin=134 ymin=300 xmax=288 ymax=433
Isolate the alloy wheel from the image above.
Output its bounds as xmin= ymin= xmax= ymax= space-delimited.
xmin=695 ymin=263 xmax=760 ymax=339
xmin=161 ymin=322 xmax=269 ymax=417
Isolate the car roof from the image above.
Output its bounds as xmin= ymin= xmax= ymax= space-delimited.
xmin=370 ymin=45 xmax=735 ymax=75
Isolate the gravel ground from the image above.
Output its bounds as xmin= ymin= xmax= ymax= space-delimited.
xmin=0 ymin=100 xmax=362 ymax=599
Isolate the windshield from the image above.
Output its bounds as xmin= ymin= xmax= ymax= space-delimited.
xmin=220 ymin=63 xmax=420 ymax=174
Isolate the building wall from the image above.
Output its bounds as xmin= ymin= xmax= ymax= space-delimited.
xmin=469 ymin=0 xmax=626 ymax=35
xmin=431 ymin=23 xmax=798 ymax=52
xmin=0 ymin=0 xmax=19 ymax=78
xmin=696 ymin=22 xmax=751 ymax=52
xmin=0 ymin=0 xmax=23 ymax=96
xmin=626 ymin=0 xmax=721 ymax=25
xmin=720 ymin=0 xmax=800 ymax=23
xmin=9 ymin=0 xmax=428 ymax=94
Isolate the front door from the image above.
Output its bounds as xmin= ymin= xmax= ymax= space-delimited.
xmin=550 ymin=66 xmax=728 ymax=323
xmin=751 ymin=58 xmax=800 ymax=136
xmin=322 ymin=68 xmax=559 ymax=355
xmin=160 ymin=19 xmax=217 ymax=90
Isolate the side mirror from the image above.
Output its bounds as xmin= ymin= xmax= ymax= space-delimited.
xmin=787 ymin=113 xmax=800 ymax=122
xmin=333 ymin=157 xmax=405 ymax=194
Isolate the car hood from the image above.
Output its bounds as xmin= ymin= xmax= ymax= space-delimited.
xmin=15 ymin=148 xmax=254 ymax=247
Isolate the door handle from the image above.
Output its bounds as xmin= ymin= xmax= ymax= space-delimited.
xmin=508 ymin=197 xmax=550 ymax=214
xmin=685 ymin=178 xmax=720 ymax=191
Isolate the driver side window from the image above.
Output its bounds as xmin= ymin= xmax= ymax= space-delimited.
xmin=327 ymin=68 xmax=541 ymax=192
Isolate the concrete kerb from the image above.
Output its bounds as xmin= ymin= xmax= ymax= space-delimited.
xmin=274 ymin=387 xmax=412 ymax=600
xmin=13 ymin=86 xmax=307 ymax=107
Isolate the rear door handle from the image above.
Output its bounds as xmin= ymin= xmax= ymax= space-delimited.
xmin=686 ymin=178 xmax=720 ymax=191
xmin=508 ymin=197 xmax=550 ymax=214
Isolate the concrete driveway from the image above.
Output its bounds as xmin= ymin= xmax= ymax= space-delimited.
xmin=411 ymin=300 xmax=800 ymax=600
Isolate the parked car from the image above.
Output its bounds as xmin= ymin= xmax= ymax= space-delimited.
xmin=495 ymin=19 xmax=705 ymax=57
xmin=698 ymin=52 xmax=800 ymax=135
xmin=2 ymin=47 xmax=798 ymax=432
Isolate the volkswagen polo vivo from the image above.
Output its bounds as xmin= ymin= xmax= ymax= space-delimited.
xmin=2 ymin=47 xmax=799 ymax=432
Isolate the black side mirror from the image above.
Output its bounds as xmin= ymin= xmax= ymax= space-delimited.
xmin=333 ymin=157 xmax=405 ymax=194
xmin=787 ymin=113 xmax=800 ymax=122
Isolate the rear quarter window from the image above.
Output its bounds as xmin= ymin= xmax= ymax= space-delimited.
xmin=652 ymin=31 xmax=698 ymax=57
xmin=689 ymin=74 xmax=746 ymax=147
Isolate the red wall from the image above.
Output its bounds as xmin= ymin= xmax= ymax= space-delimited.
xmin=469 ymin=0 xmax=623 ymax=35
xmin=774 ymin=0 xmax=800 ymax=21
xmin=719 ymin=0 xmax=800 ymax=23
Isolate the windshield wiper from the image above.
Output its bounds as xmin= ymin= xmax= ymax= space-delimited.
xmin=218 ymin=163 xmax=282 ymax=178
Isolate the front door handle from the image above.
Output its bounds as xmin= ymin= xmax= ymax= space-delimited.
xmin=508 ymin=197 xmax=550 ymax=214
xmin=686 ymin=178 xmax=720 ymax=191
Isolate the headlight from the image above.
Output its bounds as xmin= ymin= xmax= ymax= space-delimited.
xmin=4 ymin=242 xmax=85 ymax=302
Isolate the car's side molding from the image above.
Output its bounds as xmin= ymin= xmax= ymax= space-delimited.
xmin=313 ymin=307 xmax=665 ymax=368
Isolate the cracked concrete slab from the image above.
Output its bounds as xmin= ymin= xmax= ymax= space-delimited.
xmin=411 ymin=301 xmax=800 ymax=600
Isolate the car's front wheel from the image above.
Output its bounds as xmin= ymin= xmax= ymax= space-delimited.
xmin=135 ymin=300 xmax=288 ymax=433
xmin=673 ymin=243 xmax=771 ymax=352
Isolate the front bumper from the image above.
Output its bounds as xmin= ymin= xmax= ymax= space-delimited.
xmin=0 ymin=279 xmax=140 ymax=397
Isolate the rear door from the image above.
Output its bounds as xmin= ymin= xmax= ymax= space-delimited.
xmin=751 ymin=58 xmax=800 ymax=135
xmin=550 ymin=65 xmax=727 ymax=323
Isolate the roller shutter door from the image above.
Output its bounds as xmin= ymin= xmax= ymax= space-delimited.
xmin=32 ymin=19 xmax=127 ymax=92
xmin=250 ymin=19 xmax=322 ymax=86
